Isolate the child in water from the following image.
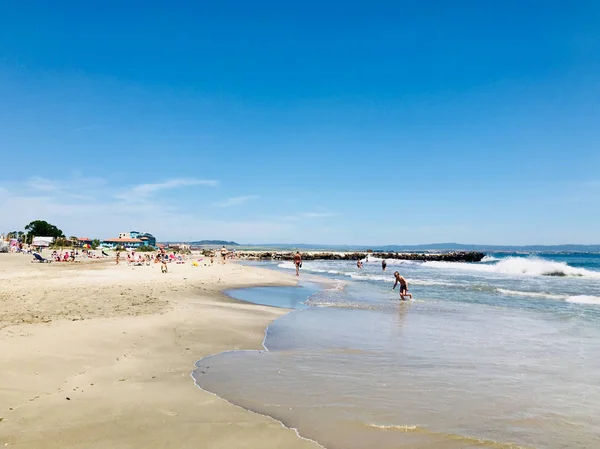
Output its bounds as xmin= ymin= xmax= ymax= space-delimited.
xmin=392 ymin=271 xmax=412 ymax=300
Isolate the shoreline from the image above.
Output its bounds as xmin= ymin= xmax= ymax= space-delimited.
xmin=0 ymin=253 xmax=321 ymax=448
xmin=190 ymin=274 xmax=341 ymax=449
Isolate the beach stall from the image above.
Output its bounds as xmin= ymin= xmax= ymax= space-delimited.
xmin=32 ymin=237 xmax=55 ymax=248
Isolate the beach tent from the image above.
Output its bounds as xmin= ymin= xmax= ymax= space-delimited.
xmin=32 ymin=237 xmax=55 ymax=247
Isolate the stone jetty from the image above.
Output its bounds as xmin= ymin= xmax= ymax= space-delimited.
xmin=237 ymin=251 xmax=485 ymax=263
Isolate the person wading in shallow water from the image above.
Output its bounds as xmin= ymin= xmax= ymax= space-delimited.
xmin=294 ymin=251 xmax=302 ymax=276
xmin=392 ymin=271 xmax=413 ymax=301
xmin=382 ymin=259 xmax=387 ymax=272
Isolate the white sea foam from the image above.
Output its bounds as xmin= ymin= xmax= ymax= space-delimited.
xmin=366 ymin=423 xmax=419 ymax=431
xmin=364 ymin=256 xmax=418 ymax=266
xmin=424 ymin=257 xmax=600 ymax=278
xmin=565 ymin=295 xmax=600 ymax=305
xmin=481 ymin=255 xmax=500 ymax=262
xmin=349 ymin=272 xmax=457 ymax=287
xmin=496 ymin=288 xmax=564 ymax=300
xmin=278 ymin=261 xmax=296 ymax=270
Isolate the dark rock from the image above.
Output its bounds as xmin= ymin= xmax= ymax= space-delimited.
xmin=238 ymin=251 xmax=485 ymax=263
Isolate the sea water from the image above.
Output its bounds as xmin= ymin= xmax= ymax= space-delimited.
xmin=193 ymin=254 xmax=600 ymax=448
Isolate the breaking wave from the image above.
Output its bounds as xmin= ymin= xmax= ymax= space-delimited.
xmin=424 ymin=257 xmax=600 ymax=278
xmin=496 ymin=288 xmax=564 ymax=300
xmin=565 ymin=295 xmax=600 ymax=305
xmin=278 ymin=261 xmax=296 ymax=270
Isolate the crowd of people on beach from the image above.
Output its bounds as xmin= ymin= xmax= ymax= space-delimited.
xmin=115 ymin=249 xmax=189 ymax=273
xmin=113 ymin=245 xmax=235 ymax=273
xmin=49 ymin=249 xmax=108 ymax=262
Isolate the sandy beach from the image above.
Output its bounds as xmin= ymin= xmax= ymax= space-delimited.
xmin=0 ymin=252 xmax=319 ymax=448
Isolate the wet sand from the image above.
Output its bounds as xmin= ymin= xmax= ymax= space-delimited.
xmin=0 ymin=253 xmax=319 ymax=448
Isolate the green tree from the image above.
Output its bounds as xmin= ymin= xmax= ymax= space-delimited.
xmin=24 ymin=220 xmax=65 ymax=240
xmin=91 ymin=239 xmax=101 ymax=249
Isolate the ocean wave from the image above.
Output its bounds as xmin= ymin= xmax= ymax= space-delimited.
xmin=497 ymin=288 xmax=600 ymax=305
xmin=496 ymin=288 xmax=564 ymax=300
xmin=481 ymin=255 xmax=500 ymax=262
xmin=565 ymin=295 xmax=600 ymax=305
xmin=364 ymin=256 xmax=419 ymax=266
xmin=348 ymin=272 xmax=457 ymax=286
xmin=366 ymin=423 xmax=419 ymax=431
xmin=424 ymin=257 xmax=600 ymax=279
xmin=365 ymin=423 xmax=529 ymax=448
xmin=278 ymin=262 xmax=296 ymax=270
xmin=278 ymin=262 xmax=345 ymax=276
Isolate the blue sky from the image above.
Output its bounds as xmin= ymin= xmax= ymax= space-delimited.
xmin=1 ymin=1 xmax=599 ymax=244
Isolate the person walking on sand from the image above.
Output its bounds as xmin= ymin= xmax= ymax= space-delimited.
xmin=220 ymin=246 xmax=228 ymax=264
xmin=382 ymin=259 xmax=387 ymax=272
xmin=294 ymin=251 xmax=302 ymax=276
xmin=116 ymin=251 xmax=120 ymax=265
xmin=392 ymin=271 xmax=413 ymax=301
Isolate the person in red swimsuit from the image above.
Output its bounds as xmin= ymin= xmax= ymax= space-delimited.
xmin=294 ymin=251 xmax=302 ymax=276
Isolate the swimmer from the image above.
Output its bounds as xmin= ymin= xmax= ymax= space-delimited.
xmin=382 ymin=259 xmax=387 ymax=272
xmin=392 ymin=271 xmax=412 ymax=300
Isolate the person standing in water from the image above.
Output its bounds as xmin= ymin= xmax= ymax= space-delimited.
xmin=294 ymin=251 xmax=302 ymax=276
xmin=382 ymin=259 xmax=387 ymax=272
xmin=357 ymin=258 xmax=363 ymax=269
xmin=392 ymin=271 xmax=413 ymax=300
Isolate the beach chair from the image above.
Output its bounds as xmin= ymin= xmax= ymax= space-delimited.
xmin=32 ymin=252 xmax=52 ymax=263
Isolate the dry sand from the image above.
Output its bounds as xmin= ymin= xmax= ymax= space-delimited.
xmin=0 ymin=252 xmax=319 ymax=448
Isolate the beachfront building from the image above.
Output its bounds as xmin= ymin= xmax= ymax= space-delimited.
xmin=101 ymin=231 xmax=156 ymax=249
xmin=137 ymin=232 xmax=156 ymax=247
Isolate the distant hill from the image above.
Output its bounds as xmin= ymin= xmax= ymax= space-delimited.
xmin=189 ymin=240 xmax=239 ymax=246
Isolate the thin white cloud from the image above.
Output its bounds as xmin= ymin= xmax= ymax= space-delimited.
xmin=26 ymin=176 xmax=59 ymax=192
xmin=213 ymin=195 xmax=259 ymax=208
xmin=281 ymin=212 xmax=338 ymax=221
xmin=120 ymin=178 xmax=218 ymax=199
xmin=0 ymin=182 xmax=291 ymax=242
xmin=0 ymin=175 xmax=337 ymax=243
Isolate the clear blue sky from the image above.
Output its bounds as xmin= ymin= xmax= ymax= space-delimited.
xmin=1 ymin=1 xmax=599 ymax=244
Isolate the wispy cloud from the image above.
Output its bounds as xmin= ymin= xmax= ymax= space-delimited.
xmin=0 ymin=176 xmax=292 ymax=242
xmin=281 ymin=211 xmax=338 ymax=221
xmin=26 ymin=176 xmax=60 ymax=192
xmin=119 ymin=178 xmax=218 ymax=199
xmin=213 ymin=195 xmax=259 ymax=208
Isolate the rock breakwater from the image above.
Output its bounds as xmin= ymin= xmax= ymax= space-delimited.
xmin=238 ymin=251 xmax=485 ymax=263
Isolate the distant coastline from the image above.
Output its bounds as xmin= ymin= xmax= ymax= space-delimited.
xmin=160 ymin=241 xmax=600 ymax=253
